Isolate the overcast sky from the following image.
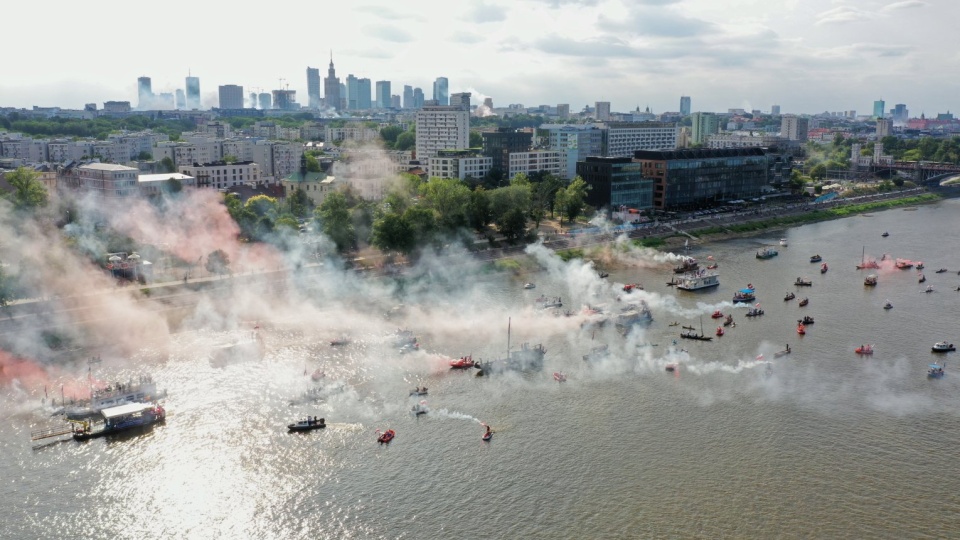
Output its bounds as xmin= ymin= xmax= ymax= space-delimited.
xmin=3 ymin=0 xmax=956 ymax=116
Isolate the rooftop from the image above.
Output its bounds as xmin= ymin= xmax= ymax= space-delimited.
xmin=79 ymin=163 xmax=138 ymax=172
xmin=138 ymin=173 xmax=194 ymax=184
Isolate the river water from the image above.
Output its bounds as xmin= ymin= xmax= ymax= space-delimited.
xmin=3 ymin=200 xmax=960 ymax=539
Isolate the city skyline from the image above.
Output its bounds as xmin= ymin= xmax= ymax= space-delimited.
xmin=2 ymin=0 xmax=957 ymax=115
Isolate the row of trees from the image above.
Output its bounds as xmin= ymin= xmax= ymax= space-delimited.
xmin=0 ymin=113 xmax=193 ymax=141
xmin=308 ymin=172 xmax=590 ymax=256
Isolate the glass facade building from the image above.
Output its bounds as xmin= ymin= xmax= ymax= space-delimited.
xmin=576 ymin=157 xmax=654 ymax=212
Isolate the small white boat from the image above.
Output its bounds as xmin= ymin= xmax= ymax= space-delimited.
xmin=411 ymin=403 xmax=428 ymax=416
xmin=925 ymin=285 xmax=934 ymax=293
xmin=932 ymin=341 xmax=956 ymax=352
xmin=779 ymin=238 xmax=788 ymax=246
xmin=523 ymin=283 xmax=536 ymax=289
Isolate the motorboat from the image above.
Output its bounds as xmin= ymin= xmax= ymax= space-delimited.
xmin=598 ymin=270 xmax=610 ymax=279
xmin=450 ymin=355 xmax=475 ymax=369
xmin=855 ymin=344 xmax=874 ymax=355
xmin=723 ymin=314 xmax=734 ymax=326
xmin=665 ymin=363 xmax=678 ymax=372
xmin=482 ymin=428 xmax=493 ymax=441
xmin=820 ymin=263 xmax=828 ymax=274
xmin=918 ymin=273 xmax=926 ymax=283
xmin=784 ymin=292 xmax=795 ymax=301
xmin=706 ymin=263 xmax=719 ymax=270
xmin=883 ymin=301 xmax=893 ymax=310
xmin=553 ymin=372 xmax=567 ymax=383
xmin=711 ymin=310 xmax=724 ymax=319
xmin=774 ymin=345 xmax=792 ymax=358
xmin=795 ymin=277 xmax=813 ymax=286
xmin=715 ymin=326 xmax=725 ymax=337
xmin=798 ymin=298 xmax=809 ymax=307
xmin=409 ymin=386 xmax=428 ymax=396
xmin=882 ymin=231 xmax=889 ymax=237
xmin=779 ymin=238 xmax=788 ymax=246
xmin=916 ymin=262 xmax=925 ymax=270
xmin=377 ymin=429 xmax=396 ymax=443
xmin=745 ymin=308 xmax=764 ymax=317
xmin=932 ymin=341 xmax=956 ymax=352
xmin=71 ymin=402 xmax=166 ymax=441
xmin=411 ymin=403 xmax=428 ymax=416
xmin=733 ymin=289 xmax=756 ymax=303
xmin=288 ymin=417 xmax=325 ymax=432
xmin=623 ymin=283 xmax=643 ymax=293
xmin=756 ymin=247 xmax=778 ymax=259
xmin=668 ymin=321 xmax=680 ymax=327
xmin=936 ymin=268 xmax=949 ymax=273
xmin=809 ymin=255 xmax=822 ymax=263
xmin=895 ymin=258 xmax=914 ymax=269
xmin=797 ymin=323 xmax=806 ymax=335
xmin=535 ymin=295 xmax=563 ymax=310
xmin=928 ymin=363 xmax=945 ymax=378
xmin=329 ymin=337 xmax=351 ymax=347
xmin=800 ymin=316 xmax=814 ymax=325
xmin=523 ymin=283 xmax=536 ymax=289
xmin=673 ymin=257 xmax=698 ymax=274
xmin=925 ymin=285 xmax=934 ymax=293
xmin=864 ymin=274 xmax=878 ymax=286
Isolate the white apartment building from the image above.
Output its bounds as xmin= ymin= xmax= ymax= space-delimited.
xmin=603 ymin=122 xmax=679 ymax=157
xmin=76 ymin=163 xmax=140 ymax=198
xmin=154 ymin=136 xmax=223 ymax=167
xmin=0 ymin=137 xmax=49 ymax=162
xmin=508 ymin=150 xmax=569 ymax=180
xmin=415 ymin=105 xmax=469 ymax=174
xmin=178 ymin=161 xmax=261 ymax=190
xmin=325 ymin=125 xmax=380 ymax=143
xmin=705 ymin=133 xmax=786 ymax=149
xmin=427 ymin=152 xmax=492 ymax=180
xmin=137 ymin=173 xmax=197 ymax=196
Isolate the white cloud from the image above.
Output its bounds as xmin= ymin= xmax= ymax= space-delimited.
xmin=881 ymin=0 xmax=927 ymax=11
xmin=815 ymin=5 xmax=873 ymax=25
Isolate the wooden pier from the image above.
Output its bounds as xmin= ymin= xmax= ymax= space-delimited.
xmin=30 ymin=423 xmax=75 ymax=441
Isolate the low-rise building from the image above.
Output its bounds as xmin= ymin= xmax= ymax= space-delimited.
xmin=178 ymin=161 xmax=261 ymax=190
xmin=281 ymin=169 xmax=341 ymax=207
xmin=325 ymin=124 xmax=380 ymax=144
xmin=508 ymin=150 xmax=569 ymax=179
xmin=137 ymin=172 xmax=197 ymax=196
xmin=427 ymin=150 xmax=491 ymax=181
xmin=75 ymin=163 xmax=140 ymax=198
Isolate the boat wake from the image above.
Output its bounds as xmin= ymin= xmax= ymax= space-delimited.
xmin=431 ymin=409 xmax=483 ymax=424
xmin=683 ymin=357 xmax=769 ymax=375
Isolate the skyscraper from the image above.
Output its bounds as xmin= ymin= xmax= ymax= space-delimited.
xmin=219 ymin=85 xmax=244 ymax=109
xmin=595 ymin=101 xmax=611 ymax=121
xmin=175 ymin=89 xmax=186 ymax=110
xmin=873 ymin=99 xmax=885 ymax=119
xmin=391 ymin=95 xmax=401 ymax=109
xmin=413 ymin=88 xmax=424 ymax=108
xmin=450 ymin=92 xmax=471 ymax=111
xmin=249 ymin=92 xmax=257 ymax=109
xmin=186 ymin=75 xmax=201 ymax=109
xmin=273 ymin=89 xmax=297 ymax=110
xmin=433 ymin=77 xmax=449 ymax=106
xmin=258 ymin=92 xmax=272 ymax=110
xmin=403 ymin=85 xmax=413 ymax=109
xmin=324 ymin=52 xmax=341 ymax=112
xmin=137 ymin=76 xmax=152 ymax=110
xmin=771 ymin=105 xmax=781 ymax=116
xmin=307 ymin=67 xmax=321 ymax=108
xmin=346 ymin=75 xmax=359 ymax=110
xmin=416 ymin=103 xmax=470 ymax=168
xmin=893 ymin=103 xmax=908 ymax=122
xmin=358 ymin=78 xmax=372 ymax=109
xmin=680 ymin=96 xmax=691 ymax=116
xmin=376 ymin=81 xmax=391 ymax=109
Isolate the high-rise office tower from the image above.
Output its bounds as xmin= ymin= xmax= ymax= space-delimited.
xmin=873 ymin=99 xmax=885 ymax=119
xmin=771 ymin=105 xmax=781 ymax=116
xmin=893 ymin=103 xmax=908 ymax=122
xmin=680 ymin=96 xmax=691 ymax=116
xmin=433 ymin=77 xmax=449 ymax=106
xmin=691 ymin=112 xmax=720 ymax=144
xmin=186 ymin=75 xmax=201 ymax=109
xmin=324 ymin=52 xmax=341 ymax=111
xmin=258 ymin=92 xmax=272 ymax=110
xmin=273 ymin=90 xmax=297 ymax=110
xmin=219 ymin=85 xmax=244 ymax=109
xmin=450 ymin=92 xmax=471 ymax=111
xmin=391 ymin=95 xmax=401 ymax=109
xmin=307 ymin=67 xmax=321 ymax=108
xmin=358 ymin=78 xmax=372 ymax=109
xmin=249 ymin=92 xmax=257 ymax=109
xmin=137 ymin=76 xmax=152 ymax=109
xmin=557 ymin=104 xmax=570 ymax=118
xmin=403 ymin=85 xmax=413 ymax=109
xmin=376 ymin=81 xmax=391 ymax=109
xmin=595 ymin=101 xmax=611 ymax=121
xmin=413 ymin=88 xmax=424 ymax=108
xmin=346 ymin=75 xmax=359 ymax=110
xmin=175 ymin=89 xmax=186 ymax=110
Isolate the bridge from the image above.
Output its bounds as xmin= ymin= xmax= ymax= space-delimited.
xmin=872 ymin=161 xmax=960 ymax=184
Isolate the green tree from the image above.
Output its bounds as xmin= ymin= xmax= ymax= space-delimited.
xmin=287 ymin=188 xmax=313 ymax=218
xmin=0 ymin=261 xmax=15 ymax=308
xmin=245 ymin=194 xmax=278 ymax=218
xmin=418 ymin=177 xmax=471 ymax=230
xmin=223 ymin=155 xmax=238 ymax=164
xmin=305 ymin=154 xmax=321 ymax=172
xmin=497 ymin=206 xmax=528 ymax=243
xmin=164 ymin=177 xmax=183 ymax=194
xmin=4 ymin=167 xmax=48 ymax=210
xmin=205 ymin=249 xmax=230 ymax=277
xmin=137 ymin=151 xmax=153 ymax=161
xmin=556 ymin=176 xmax=590 ymax=226
xmin=275 ymin=215 xmax=300 ymax=231
xmin=160 ymin=156 xmax=175 ymax=173
xmin=404 ymin=206 xmax=439 ymax=247
xmin=809 ymin=163 xmax=827 ymax=181
xmin=380 ymin=125 xmax=403 ymax=147
xmin=467 ymin=186 xmax=492 ymax=231
xmin=317 ymin=191 xmax=356 ymax=252
xmin=469 ymin=130 xmax=483 ymax=148
xmin=371 ymin=212 xmax=415 ymax=254
xmin=395 ymin=131 xmax=416 ymax=151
